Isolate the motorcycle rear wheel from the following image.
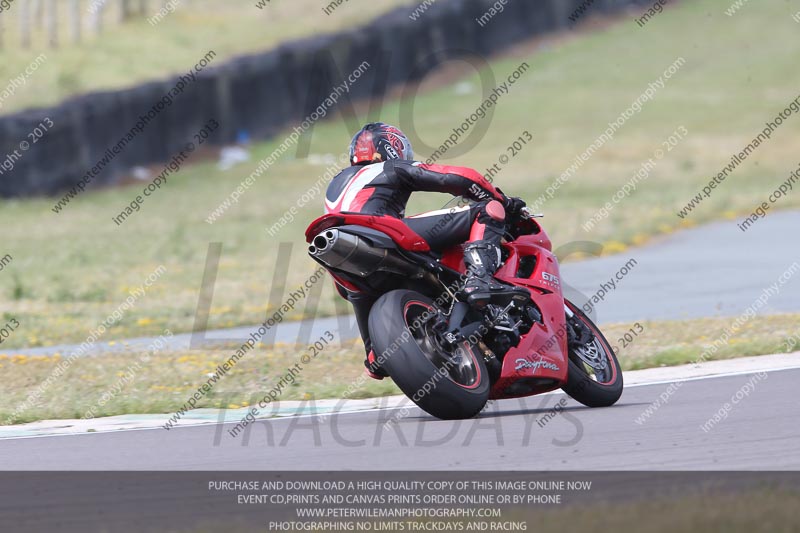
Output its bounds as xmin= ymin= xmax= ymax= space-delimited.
xmin=368 ymin=289 xmax=490 ymax=420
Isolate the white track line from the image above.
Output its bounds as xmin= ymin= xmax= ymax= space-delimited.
xmin=2 ymin=352 xmax=799 ymax=440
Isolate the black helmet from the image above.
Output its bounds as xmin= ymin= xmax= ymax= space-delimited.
xmin=349 ymin=122 xmax=413 ymax=166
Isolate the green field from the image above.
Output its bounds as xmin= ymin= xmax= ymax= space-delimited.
xmin=0 ymin=0 xmax=409 ymax=114
xmin=1 ymin=0 xmax=799 ymax=352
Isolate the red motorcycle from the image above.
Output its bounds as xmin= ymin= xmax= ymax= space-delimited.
xmin=305 ymin=202 xmax=623 ymax=420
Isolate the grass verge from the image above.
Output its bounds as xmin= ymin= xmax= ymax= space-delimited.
xmin=1 ymin=314 xmax=797 ymax=425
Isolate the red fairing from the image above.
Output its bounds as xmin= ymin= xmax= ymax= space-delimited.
xmin=489 ymin=238 xmax=568 ymax=398
xmin=517 ymin=229 xmax=552 ymax=252
xmin=440 ymin=246 xmax=466 ymax=271
xmin=305 ymin=213 xmax=430 ymax=252
xmin=438 ymin=233 xmax=568 ymax=400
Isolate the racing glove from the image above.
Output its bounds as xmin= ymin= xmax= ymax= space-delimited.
xmin=502 ymin=195 xmax=527 ymax=221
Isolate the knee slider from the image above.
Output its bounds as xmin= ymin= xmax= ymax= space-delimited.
xmin=484 ymin=200 xmax=506 ymax=222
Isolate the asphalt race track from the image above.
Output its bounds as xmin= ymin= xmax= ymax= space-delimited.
xmin=560 ymin=209 xmax=800 ymax=323
xmin=2 ymin=211 xmax=800 ymax=471
xmin=1 ymin=366 xmax=797 ymax=470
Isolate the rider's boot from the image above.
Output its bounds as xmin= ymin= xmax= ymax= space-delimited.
xmin=460 ymin=241 xmax=528 ymax=306
xmin=364 ymin=349 xmax=389 ymax=380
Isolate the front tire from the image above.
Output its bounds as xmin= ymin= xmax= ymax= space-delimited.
xmin=368 ymin=289 xmax=490 ymax=420
xmin=561 ymin=300 xmax=623 ymax=407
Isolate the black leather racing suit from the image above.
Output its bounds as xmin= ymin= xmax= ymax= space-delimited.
xmin=324 ymin=160 xmax=509 ymax=357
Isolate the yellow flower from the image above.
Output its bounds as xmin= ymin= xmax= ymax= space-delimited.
xmin=228 ymin=404 xmax=240 ymax=409
xmin=136 ymin=318 xmax=153 ymax=326
xmin=603 ymin=241 xmax=627 ymax=254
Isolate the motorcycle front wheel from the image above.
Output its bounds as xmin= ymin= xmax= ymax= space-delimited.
xmin=561 ymin=300 xmax=624 ymax=407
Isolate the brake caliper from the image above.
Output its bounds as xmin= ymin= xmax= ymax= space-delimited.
xmin=567 ymin=314 xmax=594 ymax=349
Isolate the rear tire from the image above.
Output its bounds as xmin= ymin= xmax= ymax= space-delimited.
xmin=368 ymin=289 xmax=490 ymax=420
xmin=561 ymin=301 xmax=623 ymax=408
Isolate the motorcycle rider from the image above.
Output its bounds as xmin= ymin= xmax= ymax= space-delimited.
xmin=324 ymin=122 xmax=527 ymax=379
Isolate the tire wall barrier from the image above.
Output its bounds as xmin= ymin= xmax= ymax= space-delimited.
xmin=0 ymin=0 xmax=648 ymax=198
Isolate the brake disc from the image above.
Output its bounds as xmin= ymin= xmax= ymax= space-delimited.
xmin=573 ymin=338 xmax=608 ymax=372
